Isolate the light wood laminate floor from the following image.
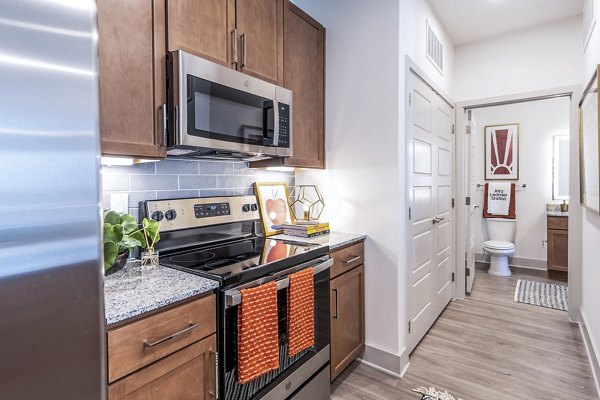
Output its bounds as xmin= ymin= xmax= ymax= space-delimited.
xmin=331 ymin=266 xmax=598 ymax=400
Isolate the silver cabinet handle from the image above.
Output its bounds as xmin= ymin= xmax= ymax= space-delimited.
xmin=160 ymin=103 xmax=167 ymax=146
xmin=231 ymin=29 xmax=238 ymax=65
xmin=241 ymin=33 xmax=247 ymax=67
xmin=333 ymin=289 xmax=338 ymax=319
xmin=143 ymin=322 xmax=199 ymax=348
xmin=344 ymin=256 xmax=361 ymax=264
xmin=207 ymin=348 xmax=217 ymax=399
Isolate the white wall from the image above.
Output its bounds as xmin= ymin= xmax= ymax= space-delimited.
xmin=581 ymin=0 xmax=600 ymax=386
xmin=290 ymin=0 xmax=454 ymax=375
xmin=471 ymin=98 xmax=570 ymax=266
xmin=291 ymin=0 xmax=403 ymax=367
xmin=454 ymin=16 xmax=582 ymax=101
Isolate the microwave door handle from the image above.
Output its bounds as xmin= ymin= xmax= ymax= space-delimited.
xmin=262 ymin=100 xmax=274 ymax=142
xmin=272 ymin=100 xmax=279 ymax=146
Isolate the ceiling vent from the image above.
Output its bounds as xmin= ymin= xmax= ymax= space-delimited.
xmin=583 ymin=0 xmax=596 ymax=50
xmin=426 ymin=20 xmax=443 ymax=74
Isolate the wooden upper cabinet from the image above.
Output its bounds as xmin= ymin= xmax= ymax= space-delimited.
xmin=98 ymin=0 xmax=167 ymax=158
xmin=166 ymin=0 xmax=235 ymax=67
xmin=236 ymin=0 xmax=283 ymax=84
xmin=251 ymin=2 xmax=325 ymax=169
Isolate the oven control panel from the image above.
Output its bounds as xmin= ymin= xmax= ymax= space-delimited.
xmin=142 ymin=195 xmax=260 ymax=232
xmin=194 ymin=202 xmax=230 ymax=218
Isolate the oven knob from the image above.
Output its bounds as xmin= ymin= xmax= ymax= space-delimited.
xmin=165 ymin=209 xmax=177 ymax=220
xmin=151 ymin=211 xmax=164 ymax=222
xmin=242 ymin=204 xmax=250 ymax=212
xmin=250 ymin=204 xmax=258 ymax=211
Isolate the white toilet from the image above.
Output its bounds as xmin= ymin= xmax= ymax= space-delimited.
xmin=483 ymin=218 xmax=516 ymax=276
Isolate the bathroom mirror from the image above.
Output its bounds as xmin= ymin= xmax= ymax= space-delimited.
xmin=553 ymin=135 xmax=570 ymax=200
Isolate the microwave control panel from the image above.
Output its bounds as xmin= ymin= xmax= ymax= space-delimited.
xmin=278 ymin=103 xmax=290 ymax=148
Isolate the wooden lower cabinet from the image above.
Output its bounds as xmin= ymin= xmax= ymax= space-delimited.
xmin=547 ymin=216 xmax=568 ymax=272
xmin=107 ymin=295 xmax=216 ymax=400
xmin=108 ymin=335 xmax=216 ymax=400
xmin=330 ymin=263 xmax=365 ymax=382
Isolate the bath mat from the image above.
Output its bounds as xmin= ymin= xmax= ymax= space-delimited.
xmin=413 ymin=386 xmax=463 ymax=400
xmin=514 ymin=279 xmax=568 ymax=311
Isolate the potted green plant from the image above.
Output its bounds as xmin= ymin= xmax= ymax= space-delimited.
xmin=103 ymin=211 xmax=160 ymax=275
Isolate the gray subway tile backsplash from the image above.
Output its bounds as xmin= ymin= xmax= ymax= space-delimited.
xmin=102 ymin=159 xmax=294 ymax=216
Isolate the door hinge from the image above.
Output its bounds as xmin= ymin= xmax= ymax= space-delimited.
xmin=408 ymin=207 xmax=412 ymax=220
xmin=408 ymin=321 xmax=411 ymax=334
xmin=466 ymin=267 xmax=471 ymax=277
xmin=452 ymin=124 xmax=455 ymax=134
xmin=466 ymin=125 xmax=472 ymax=134
xmin=452 ymin=198 xmax=455 ymax=208
xmin=466 ymin=196 xmax=471 ymax=206
xmin=408 ymin=93 xmax=412 ymax=106
xmin=451 ymin=272 xmax=455 ymax=282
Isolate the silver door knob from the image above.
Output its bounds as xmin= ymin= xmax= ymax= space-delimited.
xmin=432 ymin=215 xmax=445 ymax=224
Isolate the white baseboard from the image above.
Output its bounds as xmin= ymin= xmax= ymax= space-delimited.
xmin=475 ymin=253 xmax=547 ymax=270
xmin=357 ymin=344 xmax=409 ymax=379
xmin=580 ymin=309 xmax=600 ymax=396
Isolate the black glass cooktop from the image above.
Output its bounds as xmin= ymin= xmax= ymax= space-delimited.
xmin=160 ymin=236 xmax=328 ymax=286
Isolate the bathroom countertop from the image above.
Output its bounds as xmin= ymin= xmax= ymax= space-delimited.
xmin=547 ymin=211 xmax=569 ymax=217
xmin=104 ymin=260 xmax=219 ymax=326
xmin=272 ymin=231 xmax=366 ymax=250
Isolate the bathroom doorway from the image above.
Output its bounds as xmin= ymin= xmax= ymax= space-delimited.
xmin=454 ymin=86 xmax=582 ymax=322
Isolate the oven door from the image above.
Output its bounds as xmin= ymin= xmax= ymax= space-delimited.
xmin=220 ymin=257 xmax=331 ymax=400
xmin=168 ymin=50 xmax=292 ymax=157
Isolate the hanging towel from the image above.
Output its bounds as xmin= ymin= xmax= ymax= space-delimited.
xmin=237 ymin=282 xmax=280 ymax=384
xmin=484 ymin=182 xmax=516 ymax=219
xmin=287 ymin=268 xmax=315 ymax=356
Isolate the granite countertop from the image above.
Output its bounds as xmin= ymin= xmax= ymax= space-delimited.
xmin=272 ymin=231 xmax=366 ymax=250
xmin=547 ymin=211 xmax=569 ymax=217
xmin=104 ymin=260 xmax=219 ymax=326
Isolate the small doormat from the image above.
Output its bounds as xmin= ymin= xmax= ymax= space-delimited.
xmin=514 ymin=279 xmax=568 ymax=311
xmin=413 ymin=387 xmax=463 ymax=400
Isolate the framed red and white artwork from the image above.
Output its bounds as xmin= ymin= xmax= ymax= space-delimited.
xmin=485 ymin=123 xmax=519 ymax=180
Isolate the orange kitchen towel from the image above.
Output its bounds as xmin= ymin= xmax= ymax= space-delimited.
xmin=287 ymin=268 xmax=315 ymax=356
xmin=237 ymin=282 xmax=280 ymax=384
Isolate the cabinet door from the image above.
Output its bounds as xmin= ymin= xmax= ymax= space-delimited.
xmin=236 ymin=0 xmax=284 ymax=84
xmin=547 ymin=229 xmax=568 ymax=272
xmin=108 ymin=335 xmax=216 ymax=400
xmin=249 ymin=2 xmax=325 ymax=169
xmin=98 ymin=0 xmax=167 ymax=158
xmin=330 ymin=265 xmax=365 ymax=382
xmin=167 ymin=0 xmax=235 ymax=67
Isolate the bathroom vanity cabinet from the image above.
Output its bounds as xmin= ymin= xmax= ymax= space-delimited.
xmin=547 ymin=215 xmax=568 ymax=273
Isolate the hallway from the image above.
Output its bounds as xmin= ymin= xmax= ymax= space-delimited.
xmin=331 ymin=266 xmax=599 ymax=399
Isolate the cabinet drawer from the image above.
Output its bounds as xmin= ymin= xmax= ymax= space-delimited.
xmin=330 ymin=241 xmax=364 ymax=279
xmin=108 ymin=334 xmax=216 ymax=400
xmin=108 ymin=295 xmax=216 ymax=383
xmin=547 ymin=216 xmax=568 ymax=230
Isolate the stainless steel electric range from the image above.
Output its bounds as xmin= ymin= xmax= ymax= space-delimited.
xmin=141 ymin=195 xmax=332 ymax=400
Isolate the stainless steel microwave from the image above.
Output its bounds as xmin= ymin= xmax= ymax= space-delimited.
xmin=166 ymin=50 xmax=292 ymax=161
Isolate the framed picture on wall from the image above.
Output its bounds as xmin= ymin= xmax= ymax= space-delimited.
xmin=253 ymin=182 xmax=295 ymax=236
xmin=484 ymin=123 xmax=519 ymax=180
xmin=579 ymin=65 xmax=600 ymax=213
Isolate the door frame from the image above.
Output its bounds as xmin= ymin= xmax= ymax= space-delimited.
xmin=404 ymin=57 xmax=456 ymax=349
xmin=454 ymin=85 xmax=582 ymax=322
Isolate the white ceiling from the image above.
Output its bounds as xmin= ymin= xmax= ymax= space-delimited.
xmin=428 ymin=0 xmax=585 ymax=45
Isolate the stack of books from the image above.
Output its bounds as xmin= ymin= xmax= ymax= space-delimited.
xmin=280 ymin=222 xmax=330 ymax=238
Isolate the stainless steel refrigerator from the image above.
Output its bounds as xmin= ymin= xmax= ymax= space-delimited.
xmin=0 ymin=1 xmax=105 ymax=399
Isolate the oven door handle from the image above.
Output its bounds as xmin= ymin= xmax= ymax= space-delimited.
xmin=224 ymin=257 xmax=333 ymax=309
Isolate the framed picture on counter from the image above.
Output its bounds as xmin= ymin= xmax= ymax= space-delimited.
xmin=579 ymin=65 xmax=600 ymax=214
xmin=485 ymin=123 xmax=519 ymax=180
xmin=253 ymin=182 xmax=294 ymax=236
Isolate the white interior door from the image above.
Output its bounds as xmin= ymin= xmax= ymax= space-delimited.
xmin=407 ymin=71 xmax=454 ymax=354
xmin=465 ymin=111 xmax=477 ymax=293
